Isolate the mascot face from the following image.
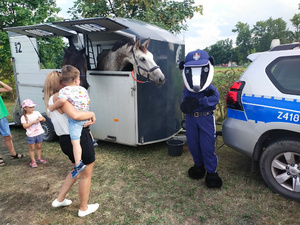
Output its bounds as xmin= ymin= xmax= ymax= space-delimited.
xmin=180 ymin=50 xmax=214 ymax=93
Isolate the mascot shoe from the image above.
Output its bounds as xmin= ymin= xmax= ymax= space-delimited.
xmin=205 ymin=172 xmax=223 ymax=188
xmin=188 ymin=165 xmax=206 ymax=179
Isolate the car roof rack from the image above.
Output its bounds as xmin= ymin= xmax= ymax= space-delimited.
xmin=269 ymin=43 xmax=300 ymax=51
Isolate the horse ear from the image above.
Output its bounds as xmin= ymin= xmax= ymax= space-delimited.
xmin=135 ymin=39 xmax=141 ymax=50
xmin=142 ymin=38 xmax=150 ymax=49
xmin=63 ymin=47 xmax=72 ymax=55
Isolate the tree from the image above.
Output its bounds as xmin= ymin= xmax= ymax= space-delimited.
xmin=68 ymin=0 xmax=203 ymax=34
xmin=232 ymin=22 xmax=252 ymax=64
xmin=0 ymin=0 xmax=63 ymax=100
xmin=290 ymin=13 xmax=300 ymax=42
xmin=251 ymin=17 xmax=290 ymax=52
xmin=204 ymin=39 xmax=233 ymax=65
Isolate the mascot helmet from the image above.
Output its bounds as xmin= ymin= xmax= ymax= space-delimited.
xmin=179 ymin=50 xmax=215 ymax=93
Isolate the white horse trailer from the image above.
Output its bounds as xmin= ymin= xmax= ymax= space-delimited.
xmin=5 ymin=17 xmax=185 ymax=146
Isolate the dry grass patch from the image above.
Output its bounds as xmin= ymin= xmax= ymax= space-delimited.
xmin=1 ymin=126 xmax=299 ymax=224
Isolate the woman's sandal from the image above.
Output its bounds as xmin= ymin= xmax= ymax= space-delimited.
xmin=10 ymin=153 xmax=25 ymax=160
xmin=0 ymin=158 xmax=5 ymax=167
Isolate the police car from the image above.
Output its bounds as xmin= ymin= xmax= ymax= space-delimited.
xmin=222 ymin=41 xmax=300 ymax=202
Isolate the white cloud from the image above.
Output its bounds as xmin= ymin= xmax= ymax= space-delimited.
xmin=181 ymin=0 xmax=299 ymax=53
xmin=56 ymin=0 xmax=73 ymax=18
xmin=55 ymin=0 xmax=299 ymax=54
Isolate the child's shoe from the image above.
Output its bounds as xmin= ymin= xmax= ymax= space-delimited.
xmin=36 ymin=158 xmax=47 ymax=164
xmin=30 ymin=161 xmax=38 ymax=168
xmin=71 ymin=161 xmax=86 ymax=178
xmin=92 ymin=139 xmax=98 ymax=147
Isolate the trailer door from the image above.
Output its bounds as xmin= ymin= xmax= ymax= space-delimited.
xmin=87 ymin=71 xmax=137 ymax=146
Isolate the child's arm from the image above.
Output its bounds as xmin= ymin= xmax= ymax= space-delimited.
xmin=22 ymin=118 xmax=40 ymax=129
xmin=48 ymin=97 xmax=67 ymax=112
xmin=62 ymin=101 xmax=96 ymax=121
xmin=0 ymin=81 xmax=13 ymax=92
xmin=38 ymin=115 xmax=46 ymax=122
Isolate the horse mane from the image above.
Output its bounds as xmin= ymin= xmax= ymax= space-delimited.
xmin=96 ymin=49 xmax=110 ymax=70
xmin=96 ymin=38 xmax=149 ymax=71
xmin=111 ymin=38 xmax=135 ymax=52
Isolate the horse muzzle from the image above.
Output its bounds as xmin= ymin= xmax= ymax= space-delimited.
xmin=137 ymin=65 xmax=165 ymax=86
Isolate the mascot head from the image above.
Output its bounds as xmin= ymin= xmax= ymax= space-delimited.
xmin=179 ymin=50 xmax=215 ymax=93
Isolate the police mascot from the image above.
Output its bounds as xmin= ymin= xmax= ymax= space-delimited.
xmin=179 ymin=50 xmax=222 ymax=188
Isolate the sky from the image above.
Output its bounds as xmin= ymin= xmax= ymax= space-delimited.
xmin=55 ymin=0 xmax=299 ymax=53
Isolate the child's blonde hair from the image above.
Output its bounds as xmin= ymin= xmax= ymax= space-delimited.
xmin=61 ymin=65 xmax=80 ymax=84
xmin=22 ymin=107 xmax=29 ymax=123
xmin=43 ymin=71 xmax=63 ymax=116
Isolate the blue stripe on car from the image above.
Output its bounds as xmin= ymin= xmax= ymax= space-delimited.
xmin=227 ymin=95 xmax=300 ymax=125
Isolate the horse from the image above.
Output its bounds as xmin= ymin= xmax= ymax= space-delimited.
xmin=96 ymin=38 xmax=165 ymax=86
xmin=62 ymin=37 xmax=90 ymax=89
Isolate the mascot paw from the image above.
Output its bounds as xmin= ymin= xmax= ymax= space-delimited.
xmin=180 ymin=101 xmax=188 ymax=114
xmin=188 ymin=165 xmax=206 ymax=179
xmin=205 ymin=172 xmax=222 ymax=188
xmin=181 ymin=97 xmax=200 ymax=114
xmin=204 ymin=89 xmax=215 ymax=97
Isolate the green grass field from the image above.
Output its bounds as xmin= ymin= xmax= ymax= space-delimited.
xmin=1 ymin=98 xmax=299 ymax=224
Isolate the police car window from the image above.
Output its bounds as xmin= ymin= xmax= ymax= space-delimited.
xmin=266 ymin=56 xmax=300 ymax=95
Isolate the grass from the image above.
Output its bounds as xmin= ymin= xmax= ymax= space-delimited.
xmin=1 ymin=125 xmax=300 ymax=224
xmin=1 ymin=78 xmax=299 ymax=224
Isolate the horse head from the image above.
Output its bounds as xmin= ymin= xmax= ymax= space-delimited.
xmin=131 ymin=38 xmax=165 ymax=86
xmin=62 ymin=39 xmax=89 ymax=89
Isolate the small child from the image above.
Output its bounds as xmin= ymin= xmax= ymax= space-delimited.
xmin=20 ymin=99 xmax=47 ymax=168
xmin=49 ymin=65 xmax=89 ymax=178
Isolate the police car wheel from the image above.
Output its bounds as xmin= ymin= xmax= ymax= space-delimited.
xmin=260 ymin=139 xmax=300 ymax=203
xmin=41 ymin=121 xmax=56 ymax=142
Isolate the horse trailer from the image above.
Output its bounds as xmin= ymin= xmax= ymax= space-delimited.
xmin=4 ymin=17 xmax=185 ymax=146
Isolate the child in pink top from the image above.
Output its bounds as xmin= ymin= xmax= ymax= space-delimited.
xmin=21 ymin=99 xmax=47 ymax=168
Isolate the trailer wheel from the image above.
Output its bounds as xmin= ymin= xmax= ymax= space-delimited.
xmin=41 ymin=120 xmax=57 ymax=142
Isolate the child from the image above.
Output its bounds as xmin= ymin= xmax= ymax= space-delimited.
xmin=49 ymin=65 xmax=89 ymax=178
xmin=21 ymin=99 xmax=47 ymax=168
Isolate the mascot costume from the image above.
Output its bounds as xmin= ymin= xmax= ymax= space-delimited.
xmin=179 ymin=50 xmax=222 ymax=188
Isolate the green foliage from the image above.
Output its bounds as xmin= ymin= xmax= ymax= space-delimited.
xmin=207 ymin=15 xmax=300 ymax=66
xmin=0 ymin=0 xmax=62 ymax=101
xmin=252 ymin=17 xmax=291 ymax=52
xmin=232 ymin=22 xmax=253 ymax=64
xmin=38 ymin=37 xmax=66 ymax=69
xmin=213 ymin=67 xmax=245 ymax=120
xmin=0 ymin=0 xmax=60 ymax=29
xmin=204 ymin=39 xmax=233 ymax=65
xmin=69 ymin=0 xmax=203 ymax=34
xmin=290 ymin=13 xmax=300 ymax=42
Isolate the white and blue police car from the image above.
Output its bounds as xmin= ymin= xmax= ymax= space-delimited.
xmin=222 ymin=41 xmax=300 ymax=202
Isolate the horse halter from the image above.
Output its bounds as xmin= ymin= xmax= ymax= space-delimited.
xmin=132 ymin=49 xmax=160 ymax=83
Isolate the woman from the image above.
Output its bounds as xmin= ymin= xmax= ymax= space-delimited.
xmin=44 ymin=70 xmax=99 ymax=217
